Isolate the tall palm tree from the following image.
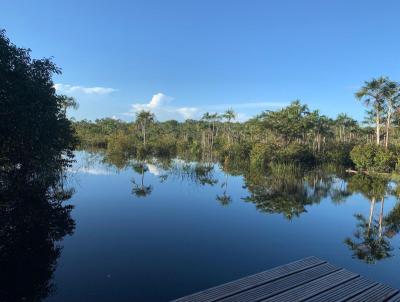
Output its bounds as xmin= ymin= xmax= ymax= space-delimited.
xmin=355 ymin=77 xmax=388 ymax=145
xmin=135 ymin=110 xmax=155 ymax=147
xmin=382 ymin=80 xmax=400 ymax=149
xmin=201 ymin=112 xmax=221 ymax=157
xmin=335 ymin=113 xmax=358 ymax=142
xmin=223 ymin=109 xmax=236 ymax=123
xmin=59 ymin=95 xmax=79 ymax=113
xmin=222 ymin=109 xmax=236 ymax=144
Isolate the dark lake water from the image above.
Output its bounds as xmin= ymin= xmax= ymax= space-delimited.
xmin=22 ymin=151 xmax=400 ymax=301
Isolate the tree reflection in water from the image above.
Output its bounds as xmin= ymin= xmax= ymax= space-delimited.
xmin=242 ymin=164 xmax=339 ymax=220
xmin=216 ymin=171 xmax=232 ymax=206
xmin=81 ymin=149 xmax=400 ymax=265
xmin=166 ymin=161 xmax=218 ymax=187
xmin=131 ymin=162 xmax=153 ymax=198
xmin=344 ymin=174 xmax=400 ymax=263
xmin=344 ymin=213 xmax=392 ymax=263
xmin=0 ymin=169 xmax=75 ymax=301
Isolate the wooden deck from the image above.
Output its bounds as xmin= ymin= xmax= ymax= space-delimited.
xmin=171 ymin=256 xmax=400 ymax=302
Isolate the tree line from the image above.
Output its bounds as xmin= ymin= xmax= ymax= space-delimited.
xmin=74 ymin=80 xmax=400 ymax=174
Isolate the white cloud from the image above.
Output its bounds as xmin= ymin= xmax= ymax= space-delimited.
xmin=54 ymin=84 xmax=117 ymax=95
xmin=131 ymin=93 xmax=174 ymax=112
xmin=176 ymin=107 xmax=199 ymax=119
xmin=235 ymin=112 xmax=250 ymax=122
xmin=68 ymin=166 xmax=115 ymax=175
xmin=126 ymin=92 xmax=288 ymax=122
xmin=147 ymin=164 xmax=163 ymax=176
xmin=149 ymin=93 xmax=173 ymax=109
xmin=128 ymin=93 xmax=200 ymax=121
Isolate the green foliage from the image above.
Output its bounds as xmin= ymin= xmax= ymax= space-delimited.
xmin=269 ymin=162 xmax=301 ymax=175
xmin=0 ymin=30 xmax=77 ymax=301
xmin=350 ymin=144 xmax=396 ymax=172
xmin=219 ymin=141 xmax=251 ymax=161
xmin=260 ymin=100 xmax=311 ymax=145
xmin=272 ymin=143 xmax=315 ymax=164
xmin=321 ymin=143 xmax=354 ymax=166
xmin=242 ymin=163 xmax=336 ymax=220
xmin=344 ymin=213 xmax=393 ymax=264
xmin=0 ymin=29 xmax=76 ymax=177
xmin=250 ymin=143 xmax=269 ymax=169
xmin=347 ymin=174 xmax=389 ymax=199
xmin=73 ymin=99 xmax=400 ymax=170
xmin=149 ymin=137 xmax=177 ymax=158
xmin=355 ymin=77 xmax=400 ymax=147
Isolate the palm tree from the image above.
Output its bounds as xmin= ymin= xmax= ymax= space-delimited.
xmin=222 ymin=109 xmax=236 ymax=144
xmin=355 ymin=77 xmax=388 ymax=145
xmin=201 ymin=112 xmax=221 ymax=158
xmin=223 ymin=109 xmax=236 ymax=123
xmin=135 ymin=110 xmax=155 ymax=147
xmin=335 ymin=113 xmax=358 ymax=142
xmin=382 ymin=80 xmax=400 ymax=149
xmin=58 ymin=95 xmax=79 ymax=113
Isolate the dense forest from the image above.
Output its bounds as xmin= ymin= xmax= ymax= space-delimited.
xmin=74 ymin=78 xmax=400 ymax=174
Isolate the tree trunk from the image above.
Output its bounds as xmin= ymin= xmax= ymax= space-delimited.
xmin=376 ymin=112 xmax=380 ymax=146
xmin=143 ymin=124 xmax=146 ymax=147
xmin=211 ymin=122 xmax=215 ymax=153
xmin=385 ymin=110 xmax=391 ymax=150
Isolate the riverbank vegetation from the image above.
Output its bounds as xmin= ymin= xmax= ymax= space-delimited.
xmin=74 ymin=77 xmax=400 ymax=173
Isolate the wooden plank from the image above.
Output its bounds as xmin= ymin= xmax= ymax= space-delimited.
xmin=305 ymin=276 xmax=378 ymax=302
xmin=217 ymin=263 xmax=340 ymax=302
xmin=346 ymin=283 xmax=399 ymax=302
xmin=172 ymin=257 xmax=400 ymax=302
xmin=386 ymin=293 xmax=400 ymax=302
xmin=261 ymin=269 xmax=358 ymax=302
xmin=171 ymin=257 xmax=325 ymax=302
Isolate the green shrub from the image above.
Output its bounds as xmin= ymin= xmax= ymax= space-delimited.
xmin=151 ymin=140 xmax=177 ymax=157
xmin=322 ymin=143 xmax=354 ymax=166
xmin=250 ymin=143 xmax=269 ymax=169
xmin=273 ymin=143 xmax=315 ymax=164
xmin=219 ymin=141 xmax=251 ymax=161
xmin=350 ymin=144 xmax=396 ymax=172
xmin=107 ymin=131 xmax=137 ymax=157
xmin=250 ymin=142 xmax=315 ymax=168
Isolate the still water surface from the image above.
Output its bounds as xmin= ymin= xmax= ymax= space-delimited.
xmin=45 ymin=151 xmax=400 ymax=301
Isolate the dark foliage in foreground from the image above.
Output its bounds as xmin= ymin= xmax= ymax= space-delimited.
xmin=0 ymin=30 xmax=77 ymax=302
xmin=0 ymin=29 xmax=76 ymax=180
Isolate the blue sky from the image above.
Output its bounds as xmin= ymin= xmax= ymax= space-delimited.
xmin=2 ymin=0 xmax=400 ymax=122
